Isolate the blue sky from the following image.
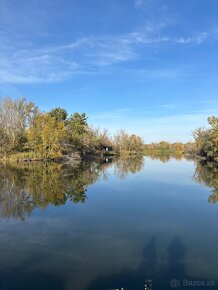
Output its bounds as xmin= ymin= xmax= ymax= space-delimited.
xmin=0 ymin=0 xmax=217 ymax=142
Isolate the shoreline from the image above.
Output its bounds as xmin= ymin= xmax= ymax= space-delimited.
xmin=1 ymin=152 xmax=217 ymax=164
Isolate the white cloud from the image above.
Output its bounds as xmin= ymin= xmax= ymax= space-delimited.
xmin=0 ymin=19 xmax=217 ymax=84
xmin=176 ymin=32 xmax=210 ymax=45
xmin=0 ymin=0 xmax=217 ymax=84
xmin=0 ymin=53 xmax=80 ymax=84
xmin=162 ymin=104 xmax=176 ymax=109
xmin=0 ymin=22 xmax=168 ymax=84
xmin=128 ymin=68 xmax=189 ymax=79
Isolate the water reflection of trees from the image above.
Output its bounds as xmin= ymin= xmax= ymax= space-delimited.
xmin=144 ymin=152 xmax=184 ymax=163
xmin=0 ymin=162 xmax=105 ymax=221
xmin=0 ymin=157 xmax=144 ymax=221
xmin=194 ymin=161 xmax=218 ymax=203
xmin=114 ymin=156 xmax=144 ymax=179
xmin=1 ymin=156 xmax=216 ymax=221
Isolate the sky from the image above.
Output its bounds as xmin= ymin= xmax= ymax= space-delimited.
xmin=0 ymin=0 xmax=218 ymax=142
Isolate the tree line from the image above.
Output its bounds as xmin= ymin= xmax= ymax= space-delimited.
xmin=0 ymin=97 xmax=217 ymax=161
xmin=0 ymin=97 xmax=144 ymax=161
xmin=144 ymin=141 xmax=195 ymax=153
xmin=144 ymin=117 xmax=218 ymax=161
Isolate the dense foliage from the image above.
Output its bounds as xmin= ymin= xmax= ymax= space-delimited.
xmin=192 ymin=116 xmax=218 ymax=161
xmin=0 ymin=97 xmax=98 ymax=159
xmin=0 ymin=97 xmax=217 ymax=161
xmin=0 ymin=97 xmax=144 ymax=160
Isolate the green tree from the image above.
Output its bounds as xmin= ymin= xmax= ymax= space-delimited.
xmin=207 ymin=116 xmax=218 ymax=159
xmin=67 ymin=113 xmax=96 ymax=154
xmin=192 ymin=116 xmax=218 ymax=160
xmin=48 ymin=107 xmax=68 ymax=122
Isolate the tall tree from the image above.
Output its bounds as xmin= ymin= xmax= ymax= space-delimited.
xmin=0 ymin=97 xmax=38 ymax=155
xmin=27 ymin=113 xmax=67 ymax=159
xmin=67 ymin=113 xmax=95 ymax=154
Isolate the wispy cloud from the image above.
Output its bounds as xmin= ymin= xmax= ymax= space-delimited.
xmin=0 ymin=54 xmax=80 ymax=84
xmin=162 ymin=104 xmax=176 ymax=109
xmin=0 ymin=13 xmax=217 ymax=84
xmin=127 ymin=67 xmax=190 ymax=79
xmin=134 ymin=0 xmax=152 ymax=9
xmin=0 ymin=21 xmax=168 ymax=83
xmin=176 ymin=32 xmax=211 ymax=44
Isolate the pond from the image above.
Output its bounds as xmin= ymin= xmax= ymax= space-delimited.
xmin=0 ymin=156 xmax=217 ymax=290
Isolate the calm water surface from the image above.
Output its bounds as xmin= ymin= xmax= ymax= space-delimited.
xmin=0 ymin=156 xmax=217 ymax=290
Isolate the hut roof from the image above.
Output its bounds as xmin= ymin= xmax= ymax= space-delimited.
xmin=101 ymin=141 xmax=113 ymax=147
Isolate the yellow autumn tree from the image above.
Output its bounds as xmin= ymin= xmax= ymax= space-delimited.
xmin=27 ymin=113 xmax=67 ymax=159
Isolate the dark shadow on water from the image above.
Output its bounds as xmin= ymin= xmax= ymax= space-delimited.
xmin=0 ymin=268 xmax=65 ymax=290
xmin=140 ymin=236 xmax=157 ymax=276
xmin=83 ymin=236 xmax=157 ymax=290
xmin=85 ymin=236 xmax=217 ymax=290
xmin=167 ymin=236 xmax=186 ymax=278
xmin=1 ymin=236 xmax=215 ymax=290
